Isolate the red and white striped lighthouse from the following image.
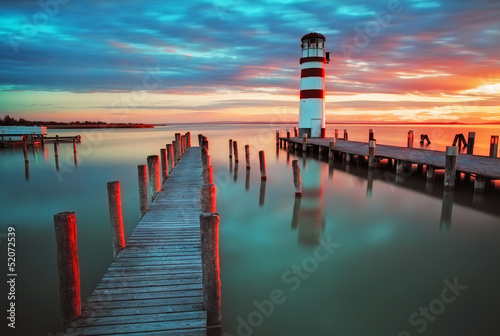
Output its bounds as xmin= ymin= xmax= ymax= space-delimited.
xmin=298 ymin=32 xmax=329 ymax=138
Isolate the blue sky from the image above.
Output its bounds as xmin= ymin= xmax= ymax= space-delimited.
xmin=1 ymin=0 xmax=499 ymax=123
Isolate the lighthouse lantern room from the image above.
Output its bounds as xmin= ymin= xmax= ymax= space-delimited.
xmin=298 ymin=32 xmax=329 ymax=138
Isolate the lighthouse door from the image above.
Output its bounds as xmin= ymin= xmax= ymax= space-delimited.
xmin=311 ymin=118 xmax=322 ymax=138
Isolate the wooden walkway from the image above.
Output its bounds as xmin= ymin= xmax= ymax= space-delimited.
xmin=282 ymin=137 xmax=500 ymax=180
xmin=66 ymin=147 xmax=207 ymax=335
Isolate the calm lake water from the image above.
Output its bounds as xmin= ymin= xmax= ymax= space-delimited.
xmin=0 ymin=123 xmax=499 ymax=336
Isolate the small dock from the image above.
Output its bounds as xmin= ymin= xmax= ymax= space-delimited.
xmin=280 ymin=136 xmax=500 ymax=182
xmin=66 ymin=147 xmax=207 ymax=335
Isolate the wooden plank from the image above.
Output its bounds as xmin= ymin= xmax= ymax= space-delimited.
xmin=66 ymin=146 xmax=207 ymax=335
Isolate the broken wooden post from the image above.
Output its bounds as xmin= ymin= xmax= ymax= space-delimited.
xmin=147 ymin=155 xmax=161 ymax=200
xmin=166 ymin=144 xmax=174 ymax=173
xmin=201 ymin=184 xmax=216 ymax=213
xmin=407 ymin=130 xmax=414 ymax=148
xmin=490 ymin=135 xmax=499 ymax=158
xmin=245 ymin=145 xmax=250 ymax=170
xmin=328 ymin=139 xmax=335 ymax=160
xmin=444 ymin=146 xmax=458 ymax=189
xmin=137 ymin=165 xmax=148 ymax=217
xmin=107 ymin=181 xmax=126 ymax=257
xmin=466 ymin=132 xmax=475 ymax=154
xmin=199 ymin=212 xmax=221 ymax=326
xmin=160 ymin=148 xmax=168 ymax=182
xmin=368 ymin=140 xmax=376 ymax=168
xmin=229 ymin=139 xmax=233 ymax=158
xmin=54 ymin=211 xmax=81 ymax=331
xmin=292 ymin=160 xmax=302 ymax=197
xmin=233 ymin=140 xmax=239 ymax=163
xmin=259 ymin=150 xmax=267 ymax=180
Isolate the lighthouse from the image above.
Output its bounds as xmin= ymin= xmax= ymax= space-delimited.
xmin=298 ymin=32 xmax=329 ymax=138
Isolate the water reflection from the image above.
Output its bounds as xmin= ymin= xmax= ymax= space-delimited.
xmin=440 ymin=190 xmax=454 ymax=231
xmin=233 ymin=162 xmax=238 ymax=182
xmin=245 ymin=169 xmax=250 ymax=191
xmin=259 ymin=180 xmax=266 ymax=206
xmin=25 ymin=161 xmax=30 ymax=181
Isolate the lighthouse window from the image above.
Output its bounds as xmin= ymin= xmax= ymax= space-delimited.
xmin=303 ymin=40 xmax=308 ymax=48
xmin=310 ymin=38 xmax=316 ymax=48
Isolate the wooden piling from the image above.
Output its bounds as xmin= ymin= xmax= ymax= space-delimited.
xmin=203 ymin=166 xmax=213 ymax=185
xmin=328 ymin=139 xmax=335 ymax=160
xmin=426 ymin=166 xmax=435 ymax=181
xmin=233 ymin=140 xmax=239 ymax=163
xmin=368 ymin=140 xmax=376 ymax=168
xmin=474 ymin=175 xmax=486 ymax=192
xmin=199 ymin=213 xmax=221 ymax=326
xmin=467 ymin=132 xmax=475 ymax=154
xmin=302 ymin=133 xmax=307 ymax=150
xmin=54 ymin=211 xmax=81 ymax=331
xmin=294 ymin=127 xmax=298 ymax=137
xmin=172 ymin=140 xmax=178 ymax=164
xmin=201 ymin=184 xmax=216 ymax=213
xmin=369 ymin=129 xmax=374 ymax=141
xmin=106 ymin=181 xmax=125 ymax=257
xmin=292 ymin=160 xmax=302 ymax=197
xmin=335 ymin=129 xmax=338 ymax=140
xmin=229 ymin=139 xmax=233 ymax=158
xmin=166 ymin=144 xmax=174 ymax=173
xmin=54 ymin=142 xmax=59 ymax=170
xmin=344 ymin=129 xmax=348 ymax=141
xmin=186 ymin=132 xmax=191 ymax=147
xmin=275 ymin=131 xmax=279 ymax=146
xmin=147 ymin=155 xmax=161 ymax=200
xmin=137 ymin=165 xmax=148 ymax=217
xmin=245 ymin=145 xmax=250 ymax=169
xmin=444 ymin=146 xmax=458 ymax=189
xmin=490 ymin=135 xmax=499 ymax=158
xmin=407 ymin=130 xmax=414 ymax=148
xmin=175 ymin=133 xmax=181 ymax=161
xmin=160 ymin=148 xmax=168 ymax=182
xmin=73 ymin=139 xmax=78 ymax=165
xmin=259 ymin=150 xmax=267 ymax=180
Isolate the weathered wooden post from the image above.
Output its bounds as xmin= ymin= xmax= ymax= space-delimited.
xmin=199 ymin=212 xmax=221 ymax=326
xmin=292 ymin=160 xmax=302 ymax=197
xmin=474 ymin=176 xmax=486 ymax=193
xmin=175 ymin=133 xmax=181 ymax=161
xmin=73 ymin=139 xmax=78 ymax=165
xmin=466 ymin=132 xmax=475 ymax=154
xmin=54 ymin=212 xmax=81 ymax=331
xmin=54 ymin=142 xmax=59 ymax=170
xmin=286 ymin=129 xmax=290 ymax=140
xmin=275 ymin=131 xmax=279 ymax=146
xmin=369 ymin=129 xmax=375 ymax=141
xmin=302 ymin=133 xmax=307 ymax=151
xmin=407 ymin=130 xmax=414 ymax=148
xmin=203 ymin=136 xmax=209 ymax=150
xmin=166 ymin=144 xmax=174 ymax=173
xmin=368 ymin=140 xmax=376 ymax=168
xmin=490 ymin=135 xmax=499 ymax=158
xmin=138 ymin=165 xmax=148 ymax=217
xmin=147 ymin=155 xmax=161 ymax=200
xmin=328 ymin=139 xmax=335 ymax=161
xmin=107 ymin=181 xmax=126 ymax=257
xmin=396 ymin=160 xmax=405 ymax=176
xmin=335 ymin=129 xmax=339 ymax=140
xmin=444 ymin=146 xmax=458 ymax=189
xmin=242 ymin=144 xmax=250 ymax=170
xmin=160 ymin=148 xmax=168 ymax=182
xmin=172 ymin=140 xmax=178 ymax=164
xmin=344 ymin=129 xmax=348 ymax=141
xmin=233 ymin=140 xmax=239 ymax=163
xmin=204 ymin=166 xmax=213 ymax=185
xmin=201 ymin=184 xmax=216 ymax=213
xmin=186 ymin=132 xmax=191 ymax=147
xmin=426 ymin=165 xmax=435 ymax=181
xmin=259 ymin=150 xmax=267 ymax=180
xmin=294 ymin=127 xmax=298 ymax=137
xmin=229 ymin=139 xmax=233 ymax=158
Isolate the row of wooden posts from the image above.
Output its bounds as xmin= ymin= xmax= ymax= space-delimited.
xmin=228 ymin=139 xmax=267 ymax=180
xmin=1 ymin=134 xmax=81 ymax=148
xmin=277 ymin=128 xmax=499 ymax=193
xmin=52 ymin=131 xmax=221 ymax=331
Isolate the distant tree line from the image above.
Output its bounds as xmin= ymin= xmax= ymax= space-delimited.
xmin=1 ymin=115 xmax=151 ymax=127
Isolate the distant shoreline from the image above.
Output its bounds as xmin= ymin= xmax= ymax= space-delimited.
xmin=46 ymin=124 xmax=154 ymax=129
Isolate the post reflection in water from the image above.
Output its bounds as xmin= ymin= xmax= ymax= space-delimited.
xmin=259 ymin=180 xmax=266 ymax=206
xmin=294 ymin=159 xmax=325 ymax=246
xmin=233 ymin=162 xmax=238 ymax=182
xmin=286 ymin=148 xmax=290 ymax=166
xmin=367 ymin=168 xmax=374 ymax=198
xmin=440 ymin=189 xmax=454 ymax=231
xmin=25 ymin=161 xmax=30 ymax=181
xmin=276 ymin=145 xmax=279 ymax=161
xmin=328 ymin=161 xmax=334 ymax=181
xmin=229 ymin=158 xmax=233 ymax=174
xmin=245 ymin=169 xmax=250 ymax=191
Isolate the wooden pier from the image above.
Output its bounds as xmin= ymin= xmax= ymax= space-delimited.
xmin=280 ymin=137 xmax=500 ymax=182
xmin=65 ymin=146 xmax=207 ymax=335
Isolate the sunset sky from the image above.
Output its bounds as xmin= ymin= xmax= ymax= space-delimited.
xmin=1 ymin=0 xmax=499 ymax=124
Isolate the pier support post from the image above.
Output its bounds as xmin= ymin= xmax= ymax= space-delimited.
xmin=294 ymin=127 xmax=298 ymax=137
xmin=137 ymin=165 xmax=148 ymax=217
xmin=369 ymin=129 xmax=375 ymax=141
xmin=166 ymin=144 xmax=174 ymax=173
xmin=233 ymin=141 xmax=239 ymax=163
xmin=160 ymin=148 xmax=168 ymax=182
xmin=407 ymin=130 xmax=414 ymax=148
xmin=368 ymin=140 xmax=376 ymax=168
xmin=396 ymin=160 xmax=405 ymax=176
xmin=201 ymin=184 xmax=216 ymax=213
xmin=54 ymin=212 xmax=81 ymax=331
xmin=490 ymin=135 xmax=499 ymax=158
xmin=259 ymin=150 xmax=267 ymax=180
xmin=54 ymin=142 xmax=59 ymax=170
xmin=107 ymin=181 xmax=126 ymax=257
xmin=426 ymin=166 xmax=435 ymax=181
xmin=287 ymin=129 xmax=290 ymax=140
xmin=276 ymin=131 xmax=279 ymax=146
xmin=292 ymin=160 xmax=302 ymax=197
xmin=147 ymin=155 xmax=161 ymax=200
xmin=474 ymin=175 xmax=486 ymax=192
xmin=335 ymin=129 xmax=338 ymax=140
xmin=203 ymin=166 xmax=213 ymax=185
xmin=199 ymin=213 xmax=221 ymax=326
xmin=467 ymin=132 xmax=475 ymax=154
xmin=172 ymin=140 xmax=178 ymax=165
xmin=245 ymin=145 xmax=250 ymax=169
xmin=344 ymin=129 xmax=348 ymax=141
xmin=186 ymin=132 xmax=191 ymax=147
xmin=328 ymin=139 xmax=335 ymax=161
xmin=444 ymin=146 xmax=458 ymax=189
xmin=302 ymin=133 xmax=307 ymax=151
xmin=175 ymin=133 xmax=181 ymax=161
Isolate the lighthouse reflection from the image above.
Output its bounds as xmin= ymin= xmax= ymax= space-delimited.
xmin=291 ymin=157 xmax=325 ymax=246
